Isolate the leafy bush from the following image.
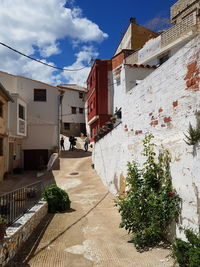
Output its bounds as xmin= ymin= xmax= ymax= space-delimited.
xmin=115 ymin=134 xmax=181 ymax=249
xmin=172 ymin=227 xmax=200 ymax=267
xmin=42 ymin=184 xmax=71 ymax=213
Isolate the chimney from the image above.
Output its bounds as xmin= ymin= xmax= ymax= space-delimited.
xmin=130 ymin=17 xmax=136 ymax=23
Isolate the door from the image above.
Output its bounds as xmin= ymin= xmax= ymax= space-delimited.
xmin=24 ymin=150 xmax=48 ymax=170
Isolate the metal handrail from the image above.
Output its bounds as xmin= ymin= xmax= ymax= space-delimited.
xmin=0 ymin=180 xmax=44 ymax=226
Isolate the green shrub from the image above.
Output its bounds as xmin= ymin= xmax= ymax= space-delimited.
xmin=115 ymin=134 xmax=181 ymax=249
xmin=42 ymin=184 xmax=71 ymax=213
xmin=172 ymin=228 xmax=200 ymax=267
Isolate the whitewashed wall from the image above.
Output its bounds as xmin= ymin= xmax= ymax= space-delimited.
xmin=93 ymin=36 xmax=200 ymax=237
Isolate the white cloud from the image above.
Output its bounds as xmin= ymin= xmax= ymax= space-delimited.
xmin=61 ymin=46 xmax=99 ymax=87
xmin=0 ymin=0 xmax=107 ymax=84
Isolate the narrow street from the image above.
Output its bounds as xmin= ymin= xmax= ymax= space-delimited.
xmin=8 ymin=150 xmax=174 ymax=267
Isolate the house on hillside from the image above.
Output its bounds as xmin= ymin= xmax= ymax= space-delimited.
xmin=0 ymin=83 xmax=13 ymax=181
xmin=125 ymin=0 xmax=200 ymax=66
xmin=57 ymin=84 xmax=87 ymax=137
xmin=0 ymin=71 xmax=60 ymax=171
xmin=114 ymin=17 xmax=158 ymax=55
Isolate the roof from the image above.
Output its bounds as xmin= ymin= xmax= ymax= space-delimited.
xmin=58 ymin=84 xmax=87 ymax=92
xmin=0 ymin=82 xmax=14 ymax=102
xmin=124 ymin=63 xmax=157 ymax=69
xmin=0 ymin=70 xmax=59 ymax=90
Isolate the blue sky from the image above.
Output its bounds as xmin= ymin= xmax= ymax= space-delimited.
xmin=0 ymin=0 xmax=177 ymax=86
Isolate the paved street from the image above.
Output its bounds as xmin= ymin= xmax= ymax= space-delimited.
xmin=7 ymin=149 xmax=174 ymax=267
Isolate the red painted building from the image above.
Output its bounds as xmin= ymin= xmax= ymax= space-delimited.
xmin=86 ymin=59 xmax=112 ymax=140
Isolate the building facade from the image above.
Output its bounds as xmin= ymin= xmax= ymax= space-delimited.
xmin=0 ymin=83 xmax=13 ymax=181
xmin=86 ymin=59 xmax=112 ymax=140
xmin=57 ymin=84 xmax=87 ymax=137
xmin=0 ymin=71 xmax=60 ymax=171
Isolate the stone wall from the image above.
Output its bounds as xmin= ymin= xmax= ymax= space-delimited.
xmin=92 ymin=36 xmax=200 ymax=239
xmin=0 ymin=201 xmax=47 ymax=266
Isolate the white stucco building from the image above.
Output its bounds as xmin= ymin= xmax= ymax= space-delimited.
xmin=57 ymin=84 xmax=87 ymax=137
xmin=0 ymin=71 xmax=60 ymax=170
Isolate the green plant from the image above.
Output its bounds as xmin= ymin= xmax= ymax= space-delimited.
xmin=185 ymin=111 xmax=200 ymax=146
xmin=42 ymin=184 xmax=71 ymax=213
xmin=115 ymin=134 xmax=181 ymax=249
xmin=52 ymin=145 xmax=59 ymax=150
xmin=0 ymin=215 xmax=6 ymax=224
xmin=172 ymin=227 xmax=200 ymax=267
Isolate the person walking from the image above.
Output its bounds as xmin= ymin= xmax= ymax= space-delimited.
xmin=69 ymin=136 xmax=73 ymax=151
xmin=60 ymin=137 xmax=65 ymax=150
xmin=84 ymin=135 xmax=90 ymax=152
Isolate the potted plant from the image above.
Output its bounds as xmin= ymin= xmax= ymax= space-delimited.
xmin=52 ymin=145 xmax=59 ymax=153
xmin=0 ymin=215 xmax=7 ymax=242
xmin=106 ymin=121 xmax=113 ymax=129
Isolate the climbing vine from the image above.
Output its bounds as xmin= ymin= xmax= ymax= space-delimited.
xmin=115 ymin=134 xmax=181 ymax=249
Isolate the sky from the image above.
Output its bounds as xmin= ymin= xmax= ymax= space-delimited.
xmin=0 ymin=0 xmax=177 ymax=87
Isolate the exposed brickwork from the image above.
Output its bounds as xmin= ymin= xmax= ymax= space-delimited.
xmin=135 ymin=130 xmax=143 ymax=135
xmin=158 ymin=107 xmax=163 ymax=113
xmin=150 ymin=120 xmax=158 ymax=126
xmin=149 ymin=112 xmax=153 ymax=116
xmin=184 ymin=61 xmax=200 ymax=91
xmin=161 ymin=124 xmax=166 ymax=127
xmin=163 ymin=116 xmax=172 ymax=123
xmin=173 ymin=101 xmax=178 ymax=108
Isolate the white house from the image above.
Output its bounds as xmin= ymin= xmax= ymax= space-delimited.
xmin=125 ymin=0 xmax=200 ymax=66
xmin=92 ymin=0 xmax=200 ymax=239
xmin=0 ymin=71 xmax=60 ymax=170
xmin=57 ymin=84 xmax=87 ymax=137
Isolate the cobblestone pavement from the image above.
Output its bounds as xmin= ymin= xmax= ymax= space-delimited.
xmin=7 ymin=149 xmax=174 ymax=267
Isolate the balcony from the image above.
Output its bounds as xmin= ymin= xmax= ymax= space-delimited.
xmin=125 ymin=11 xmax=198 ymax=65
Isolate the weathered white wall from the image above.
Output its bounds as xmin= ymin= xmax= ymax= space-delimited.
xmin=93 ymin=36 xmax=200 ymax=237
xmin=62 ymin=89 xmax=85 ymax=123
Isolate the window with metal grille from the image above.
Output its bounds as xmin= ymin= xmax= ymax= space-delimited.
xmin=71 ymin=107 xmax=76 ymax=114
xmin=34 ymin=89 xmax=46 ymax=102
xmin=18 ymin=104 xmax=25 ymax=119
xmin=0 ymin=138 xmax=3 ymax=156
xmin=0 ymin=101 xmax=3 ymax=117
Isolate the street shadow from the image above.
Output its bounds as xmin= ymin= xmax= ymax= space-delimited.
xmin=60 ymin=149 xmax=92 ymax=159
xmin=6 ymin=213 xmax=54 ymax=267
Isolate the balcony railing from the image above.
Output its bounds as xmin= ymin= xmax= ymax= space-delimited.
xmin=161 ymin=12 xmax=197 ymax=47
xmin=0 ymin=181 xmax=44 ymax=226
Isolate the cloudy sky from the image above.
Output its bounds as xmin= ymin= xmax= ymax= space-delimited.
xmin=0 ymin=0 xmax=177 ymax=87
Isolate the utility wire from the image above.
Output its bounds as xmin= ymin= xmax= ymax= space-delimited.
xmin=0 ymin=41 xmax=92 ymax=72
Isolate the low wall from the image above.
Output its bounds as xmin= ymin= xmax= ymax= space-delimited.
xmin=0 ymin=201 xmax=47 ymax=266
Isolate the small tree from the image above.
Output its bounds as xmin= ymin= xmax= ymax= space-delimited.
xmin=115 ymin=134 xmax=181 ymax=249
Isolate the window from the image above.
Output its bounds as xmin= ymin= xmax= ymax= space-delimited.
xmin=79 ymin=92 xmax=83 ymax=99
xmin=64 ymin=123 xmax=70 ymax=130
xmin=18 ymin=104 xmax=25 ymax=120
xmin=0 ymin=138 xmax=3 ymax=156
xmin=116 ymin=76 xmax=121 ymax=86
xmin=159 ymin=53 xmax=169 ymax=65
xmin=71 ymin=107 xmax=76 ymax=114
xmin=79 ymin=108 xmax=83 ymax=114
xmin=0 ymin=101 xmax=3 ymax=117
xmin=34 ymin=89 xmax=46 ymax=102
